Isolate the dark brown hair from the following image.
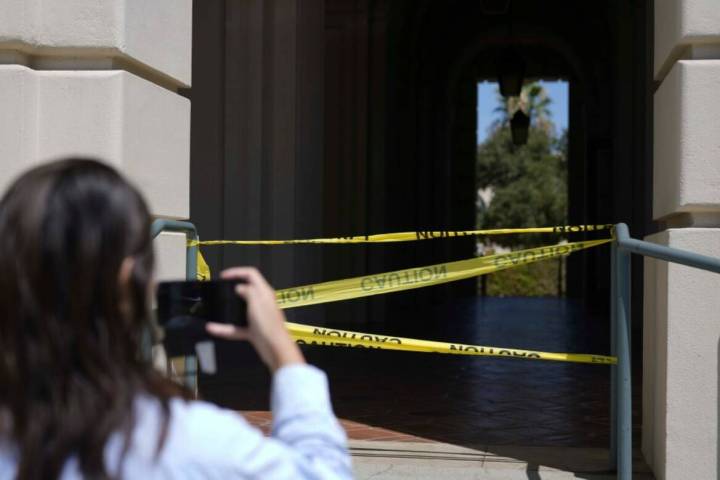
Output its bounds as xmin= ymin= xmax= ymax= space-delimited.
xmin=0 ymin=159 xmax=186 ymax=479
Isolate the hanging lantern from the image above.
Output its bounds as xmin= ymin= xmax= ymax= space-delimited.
xmin=497 ymin=49 xmax=525 ymax=97
xmin=510 ymin=109 xmax=530 ymax=145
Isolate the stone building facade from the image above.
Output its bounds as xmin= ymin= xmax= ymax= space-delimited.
xmin=0 ymin=0 xmax=192 ymax=281
xmin=0 ymin=1 xmax=719 ymax=478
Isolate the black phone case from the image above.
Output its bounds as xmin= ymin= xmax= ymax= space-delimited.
xmin=156 ymin=280 xmax=247 ymax=357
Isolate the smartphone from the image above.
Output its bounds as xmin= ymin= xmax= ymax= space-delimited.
xmin=156 ymin=279 xmax=247 ymax=357
xmin=157 ymin=279 xmax=247 ymax=327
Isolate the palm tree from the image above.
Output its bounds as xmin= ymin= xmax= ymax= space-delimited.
xmin=493 ymin=82 xmax=553 ymax=134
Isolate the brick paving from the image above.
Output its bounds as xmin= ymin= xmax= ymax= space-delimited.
xmin=201 ymin=297 xmax=642 ymax=448
xmin=241 ymin=411 xmax=433 ymax=442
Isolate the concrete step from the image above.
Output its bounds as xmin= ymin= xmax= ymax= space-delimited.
xmin=351 ymin=441 xmax=654 ymax=480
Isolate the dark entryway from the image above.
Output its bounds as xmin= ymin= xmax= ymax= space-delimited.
xmin=202 ymin=297 xmax=642 ymax=448
xmin=189 ymin=0 xmax=652 ymax=448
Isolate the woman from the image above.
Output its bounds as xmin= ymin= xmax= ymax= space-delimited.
xmin=0 ymin=159 xmax=351 ymax=479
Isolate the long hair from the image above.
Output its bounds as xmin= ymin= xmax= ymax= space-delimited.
xmin=0 ymin=159 xmax=187 ymax=479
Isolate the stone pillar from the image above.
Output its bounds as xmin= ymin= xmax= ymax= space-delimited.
xmin=0 ymin=0 xmax=192 ymax=280
xmin=644 ymin=1 xmax=720 ymax=478
xmin=189 ymin=0 xmax=325 ymax=322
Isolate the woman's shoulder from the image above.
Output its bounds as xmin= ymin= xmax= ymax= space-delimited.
xmin=136 ymin=394 xmax=262 ymax=452
xmin=113 ymin=394 xmax=265 ymax=476
xmin=171 ymin=396 xmax=261 ymax=445
xmin=1 ymin=398 xmax=268 ymax=478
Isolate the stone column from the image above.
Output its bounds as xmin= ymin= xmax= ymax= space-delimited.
xmin=644 ymin=1 xmax=720 ymax=478
xmin=194 ymin=0 xmax=326 ymax=323
xmin=0 ymin=0 xmax=192 ymax=280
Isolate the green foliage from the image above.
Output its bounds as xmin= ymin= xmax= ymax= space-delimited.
xmin=476 ymin=82 xmax=568 ymax=296
xmin=482 ymin=258 xmax=564 ymax=297
xmin=477 ymin=83 xmax=567 ymax=248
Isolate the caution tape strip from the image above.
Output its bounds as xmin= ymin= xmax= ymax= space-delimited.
xmin=188 ymin=224 xmax=613 ymax=246
xmin=275 ymin=238 xmax=612 ymax=309
xmin=286 ymin=323 xmax=616 ymax=365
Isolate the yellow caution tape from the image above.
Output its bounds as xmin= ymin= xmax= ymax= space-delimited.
xmin=286 ymin=322 xmax=616 ymax=365
xmin=275 ymin=238 xmax=611 ymax=309
xmin=188 ymin=234 xmax=614 ymax=365
xmin=197 ymin=251 xmax=211 ymax=281
xmin=188 ymin=224 xmax=612 ymax=246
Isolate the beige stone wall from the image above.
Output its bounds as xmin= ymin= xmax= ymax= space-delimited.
xmin=654 ymin=61 xmax=720 ymax=221
xmin=0 ymin=0 xmax=192 ymax=280
xmin=643 ymin=230 xmax=720 ymax=480
xmin=647 ymin=1 xmax=720 ymax=478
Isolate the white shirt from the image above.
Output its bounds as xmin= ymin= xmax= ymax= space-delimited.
xmin=0 ymin=364 xmax=352 ymax=479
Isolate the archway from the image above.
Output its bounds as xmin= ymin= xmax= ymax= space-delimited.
xmin=189 ymin=0 xmax=652 ymax=457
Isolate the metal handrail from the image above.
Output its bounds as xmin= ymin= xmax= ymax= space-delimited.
xmin=150 ymin=219 xmax=199 ymax=280
xmin=610 ymin=223 xmax=720 ymax=480
xmin=150 ymin=219 xmax=200 ymax=391
xmin=615 ymin=224 xmax=720 ymax=273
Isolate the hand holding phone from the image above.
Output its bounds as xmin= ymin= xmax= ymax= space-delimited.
xmin=157 ymin=279 xmax=247 ymax=328
xmin=207 ymin=267 xmax=305 ymax=372
xmin=155 ymin=279 xmax=246 ymax=361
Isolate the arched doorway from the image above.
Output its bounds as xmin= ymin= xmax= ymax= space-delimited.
xmin=190 ymin=0 xmax=652 ymax=462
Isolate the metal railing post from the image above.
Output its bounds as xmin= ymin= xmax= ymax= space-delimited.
xmin=187 ymin=240 xmax=198 ymax=281
xmin=150 ymin=218 xmax=199 ymax=280
xmin=611 ymin=222 xmax=720 ymax=480
xmin=610 ymin=241 xmax=618 ymax=470
xmin=151 ymin=219 xmax=200 ymax=392
xmin=615 ymin=224 xmax=632 ymax=480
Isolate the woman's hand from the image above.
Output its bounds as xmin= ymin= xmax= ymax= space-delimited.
xmin=205 ymin=267 xmax=305 ymax=372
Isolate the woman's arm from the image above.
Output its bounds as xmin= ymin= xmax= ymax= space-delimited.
xmin=204 ymin=267 xmax=352 ymax=479
xmin=206 ymin=266 xmax=305 ymax=373
xmin=269 ymin=364 xmax=350 ymax=477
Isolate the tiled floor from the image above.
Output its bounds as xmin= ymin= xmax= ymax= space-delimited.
xmin=201 ymin=297 xmax=642 ymax=448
